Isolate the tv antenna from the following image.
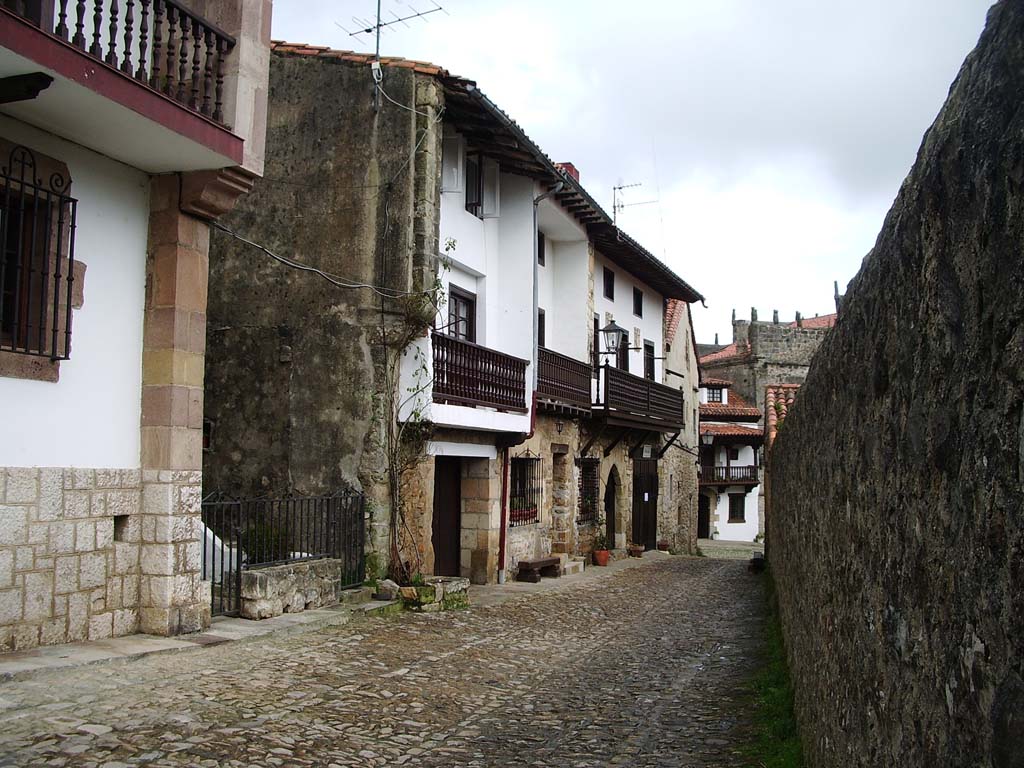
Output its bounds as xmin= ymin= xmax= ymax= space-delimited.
xmin=612 ymin=182 xmax=657 ymax=227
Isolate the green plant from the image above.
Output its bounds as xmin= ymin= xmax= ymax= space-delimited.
xmin=741 ymin=574 xmax=805 ymax=767
xmin=408 ymin=572 xmax=426 ymax=587
xmin=591 ymin=516 xmax=609 ymax=550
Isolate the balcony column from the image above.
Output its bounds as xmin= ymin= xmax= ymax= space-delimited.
xmin=461 ymin=458 xmax=502 ymax=584
xmin=138 ymin=170 xmax=254 ymax=636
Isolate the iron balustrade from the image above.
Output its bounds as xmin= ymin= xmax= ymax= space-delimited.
xmin=0 ymin=145 xmax=76 ymax=360
xmin=200 ymin=490 xmax=366 ymax=616
xmin=699 ymin=465 xmax=759 ymax=483
xmin=2 ymin=0 xmax=236 ymax=125
xmin=537 ymin=346 xmax=592 ymax=409
xmin=432 ymin=331 xmax=529 ymax=413
xmin=596 ymin=363 xmax=684 ymax=428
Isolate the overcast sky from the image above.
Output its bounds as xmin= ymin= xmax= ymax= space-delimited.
xmin=272 ymin=0 xmax=993 ymax=343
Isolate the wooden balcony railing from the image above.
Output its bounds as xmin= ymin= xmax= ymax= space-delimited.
xmin=699 ymin=465 xmax=759 ymax=484
xmin=432 ymin=332 xmax=529 ymax=413
xmin=4 ymin=0 xmax=236 ymax=125
xmin=537 ymin=347 xmax=591 ymax=409
xmin=596 ymin=363 xmax=684 ymax=429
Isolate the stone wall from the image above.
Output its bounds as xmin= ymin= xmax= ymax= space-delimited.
xmin=204 ymin=52 xmax=444 ymax=576
xmin=240 ymin=558 xmax=353 ymax=619
xmin=768 ymin=3 xmax=1024 ymax=765
xmin=0 ymin=468 xmax=142 ymax=651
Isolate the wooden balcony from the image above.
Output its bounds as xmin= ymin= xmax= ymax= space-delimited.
xmin=594 ymin=363 xmax=684 ymax=431
xmin=4 ymin=1 xmax=236 ymax=126
xmin=432 ymin=332 xmax=528 ymax=413
xmin=536 ymin=346 xmax=591 ymax=412
xmin=699 ymin=465 xmax=759 ymax=485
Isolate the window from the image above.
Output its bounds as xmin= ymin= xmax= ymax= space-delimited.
xmin=643 ymin=340 xmax=655 ymax=381
xmin=537 ymin=231 xmax=546 ymax=266
xmin=728 ymin=447 xmax=740 ymax=462
xmin=447 ymin=286 xmax=476 ymax=342
xmin=465 ymin=152 xmax=483 ymax=217
xmin=510 ymin=455 xmax=541 ymax=527
xmin=633 ymin=287 xmax=643 ymax=317
xmin=728 ymin=493 xmax=746 ymax=523
xmin=537 ymin=308 xmax=546 ymax=348
xmin=1 ymin=143 xmax=76 ymax=362
xmin=603 ymin=267 xmax=614 ymax=300
xmin=577 ymin=457 xmax=600 ymax=525
xmin=707 ymin=387 xmax=723 ymax=403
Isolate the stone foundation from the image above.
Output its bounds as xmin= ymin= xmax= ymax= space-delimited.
xmin=0 ymin=467 xmax=142 ymax=651
xmin=399 ymin=576 xmax=469 ymax=612
xmin=239 ymin=558 xmax=354 ymax=619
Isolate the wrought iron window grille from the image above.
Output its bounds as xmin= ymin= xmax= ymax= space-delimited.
xmin=0 ymin=145 xmax=77 ymax=361
xmin=509 ymin=449 xmax=541 ymax=527
xmin=577 ymin=457 xmax=600 ymax=525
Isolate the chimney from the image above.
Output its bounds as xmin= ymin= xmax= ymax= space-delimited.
xmin=714 ymin=332 xmax=719 ymax=345
xmin=772 ymin=309 xmax=779 ymax=324
xmin=556 ymin=162 xmax=580 ymax=182
xmin=751 ymin=307 xmax=758 ymax=322
xmin=796 ymin=311 xmax=803 ymax=328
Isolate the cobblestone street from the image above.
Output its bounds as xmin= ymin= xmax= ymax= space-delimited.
xmin=0 ymin=556 xmax=765 ymax=767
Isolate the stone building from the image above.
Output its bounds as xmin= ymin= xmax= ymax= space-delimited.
xmin=0 ymin=1 xmax=271 ymax=650
xmin=204 ymin=43 xmax=703 ymax=588
xmin=698 ymin=308 xmax=836 ymax=538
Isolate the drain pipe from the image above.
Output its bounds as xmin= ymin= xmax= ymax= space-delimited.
xmin=497 ymin=446 xmax=510 ymax=583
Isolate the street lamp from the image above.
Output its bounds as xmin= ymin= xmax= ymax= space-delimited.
xmin=600 ymin=321 xmax=629 ymax=355
xmin=701 ymin=432 xmax=714 ymax=446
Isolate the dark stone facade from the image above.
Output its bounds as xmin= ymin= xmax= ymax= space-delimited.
xmin=768 ymin=2 xmax=1024 ymax=765
xmin=203 ymin=51 xmax=443 ymax=555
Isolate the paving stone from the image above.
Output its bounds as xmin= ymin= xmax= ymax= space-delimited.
xmin=0 ymin=557 xmax=764 ymax=766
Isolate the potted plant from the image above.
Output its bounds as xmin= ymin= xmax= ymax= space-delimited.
xmin=627 ymin=541 xmax=644 ymax=558
xmin=591 ymin=518 xmax=611 ymax=566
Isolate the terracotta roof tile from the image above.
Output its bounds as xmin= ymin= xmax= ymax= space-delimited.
xmin=700 ymin=389 xmax=761 ymax=420
xmin=765 ymin=384 xmax=800 ymax=448
xmin=270 ymin=41 xmax=452 ymax=77
xmin=699 ymin=341 xmax=750 ymax=364
xmin=665 ymin=299 xmax=684 ymax=345
xmin=788 ymin=313 xmax=837 ymax=329
xmin=699 ymin=423 xmax=764 ymax=438
xmin=701 ymin=377 xmax=732 ymax=387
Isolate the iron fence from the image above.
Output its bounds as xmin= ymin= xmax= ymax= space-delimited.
xmin=201 ymin=489 xmax=366 ymax=616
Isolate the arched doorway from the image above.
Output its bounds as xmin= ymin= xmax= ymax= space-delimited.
xmin=698 ymin=493 xmax=711 ymax=539
xmin=605 ymin=466 xmax=619 ymax=547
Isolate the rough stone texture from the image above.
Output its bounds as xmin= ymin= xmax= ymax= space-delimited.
xmin=0 ymin=468 xmax=141 ymax=651
xmin=0 ymin=556 xmax=763 ymax=767
xmin=240 ymin=558 xmax=355 ymax=619
xmin=203 ymin=51 xmax=444 ymax=583
xmin=768 ymin=4 xmax=1024 ymax=766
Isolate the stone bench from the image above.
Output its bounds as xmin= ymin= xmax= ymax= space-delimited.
xmin=515 ymin=556 xmax=561 ymax=583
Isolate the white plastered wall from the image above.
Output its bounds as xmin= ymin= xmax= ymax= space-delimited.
xmin=592 ymin=251 xmax=666 ymax=378
xmin=0 ymin=115 xmax=148 ymax=468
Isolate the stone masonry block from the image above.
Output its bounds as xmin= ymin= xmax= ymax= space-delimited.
xmin=79 ymin=552 xmax=107 ymax=590
xmin=0 ymin=506 xmax=28 ymax=545
xmin=114 ymin=542 xmax=139 ymax=575
xmin=88 ymin=612 xmax=113 ymax=640
xmin=0 ymin=588 xmax=23 ymax=625
xmin=0 ymin=550 xmax=11 ymax=588
xmin=122 ymin=575 xmax=139 ymax=607
xmin=95 ymin=470 xmax=121 ymax=489
xmin=66 ymin=593 xmax=88 ymax=641
xmin=66 ymin=468 xmax=94 ymax=490
xmin=14 ymin=546 xmax=33 ymax=571
xmin=178 ymin=483 xmax=201 ymax=516
xmin=63 ymin=490 xmax=91 ymax=519
xmin=5 ymin=468 xmax=39 ymax=504
xmin=22 ymin=570 xmax=53 ymax=622
xmin=49 ymin=521 xmax=75 ymax=554
xmin=113 ymin=608 xmax=138 ymax=636
xmin=96 ymin=519 xmax=114 ymax=550
xmin=38 ymin=468 xmax=63 ymax=521
xmin=13 ymin=623 xmax=39 ymax=651
xmin=120 ymin=469 xmax=142 ymax=488
xmin=144 ymin=574 xmax=173 ymax=607
xmin=142 ymin=483 xmax=175 ymax=516
xmin=106 ymin=489 xmax=141 ymax=518
xmin=28 ymin=523 xmax=48 ymax=545
xmin=55 ymin=556 xmax=78 ymax=594
xmin=89 ymin=491 xmax=107 ymax=518
xmin=141 ymin=544 xmax=173 ymax=576
xmin=40 ymin=618 xmax=66 ymax=646
xmin=74 ymin=521 xmax=95 ymax=553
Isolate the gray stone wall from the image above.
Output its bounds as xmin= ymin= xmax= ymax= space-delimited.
xmin=768 ymin=3 xmax=1024 ymax=765
xmin=240 ymin=558 xmax=354 ymax=619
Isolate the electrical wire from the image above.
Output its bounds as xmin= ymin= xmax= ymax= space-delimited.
xmin=376 ymin=82 xmax=433 ymax=118
xmin=211 ymin=221 xmax=432 ymax=299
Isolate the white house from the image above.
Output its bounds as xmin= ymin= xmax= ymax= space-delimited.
xmin=697 ymin=378 xmax=764 ymax=542
xmin=0 ymin=1 xmax=271 ymax=650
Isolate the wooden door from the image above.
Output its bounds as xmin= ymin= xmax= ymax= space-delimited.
xmin=698 ymin=494 xmax=710 ymax=539
xmin=432 ymin=457 xmax=461 ymax=576
xmin=632 ymin=458 xmax=659 ymax=550
xmin=605 ymin=470 xmax=617 ymax=546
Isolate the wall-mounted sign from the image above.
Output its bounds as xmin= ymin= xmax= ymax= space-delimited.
xmin=642 ymin=445 xmax=653 ymax=459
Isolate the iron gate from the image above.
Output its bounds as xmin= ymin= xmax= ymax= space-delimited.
xmin=201 ymin=490 xmax=366 ymax=616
